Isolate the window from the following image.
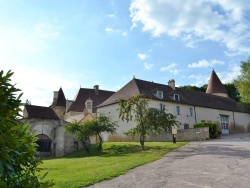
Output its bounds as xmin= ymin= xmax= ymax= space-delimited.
xmin=174 ymin=94 xmax=180 ymax=101
xmin=86 ymin=101 xmax=92 ymax=109
xmin=158 ymin=103 xmax=165 ymax=110
xmin=85 ymin=99 xmax=93 ymax=110
xmin=157 ymin=91 xmax=163 ymax=99
xmin=184 ymin=124 xmax=189 ymax=129
xmin=188 ymin=107 xmax=194 ymax=117
xmin=175 ymin=106 xmax=181 ymax=115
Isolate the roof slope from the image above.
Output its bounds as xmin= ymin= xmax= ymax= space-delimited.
xmin=206 ymin=70 xmax=227 ymax=94
xmin=67 ymin=88 xmax=115 ymax=113
xmin=98 ymin=78 xmax=241 ymax=112
xmin=55 ymin=88 xmax=66 ymax=107
xmin=24 ymin=105 xmax=60 ymax=119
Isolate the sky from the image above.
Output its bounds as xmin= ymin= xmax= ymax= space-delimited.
xmin=1 ymin=0 xmax=250 ymax=107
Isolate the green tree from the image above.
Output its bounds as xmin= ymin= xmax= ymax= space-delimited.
xmin=181 ymin=83 xmax=240 ymax=102
xmin=224 ymin=83 xmax=240 ymax=102
xmin=0 ymin=70 xmax=53 ymax=187
xmin=234 ymin=57 xmax=250 ymax=108
xmin=65 ymin=113 xmax=117 ymax=152
xmin=119 ymin=95 xmax=178 ymax=150
xmin=65 ymin=120 xmax=93 ymax=153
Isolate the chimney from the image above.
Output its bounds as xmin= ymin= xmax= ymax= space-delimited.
xmin=168 ymin=79 xmax=175 ymax=90
xmin=53 ymin=91 xmax=59 ymax=104
xmin=94 ymin=85 xmax=99 ymax=95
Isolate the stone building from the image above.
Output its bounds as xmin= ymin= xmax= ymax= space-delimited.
xmin=97 ymin=70 xmax=250 ymax=142
xmin=22 ymin=85 xmax=115 ymax=157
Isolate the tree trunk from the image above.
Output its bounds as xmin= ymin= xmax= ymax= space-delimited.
xmin=81 ymin=140 xmax=90 ymax=153
xmin=97 ymin=133 xmax=103 ymax=151
xmin=139 ymin=133 xmax=145 ymax=150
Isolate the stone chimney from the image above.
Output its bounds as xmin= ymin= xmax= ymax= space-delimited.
xmin=94 ymin=85 xmax=99 ymax=95
xmin=53 ymin=91 xmax=59 ymax=105
xmin=168 ymin=79 xmax=175 ymax=90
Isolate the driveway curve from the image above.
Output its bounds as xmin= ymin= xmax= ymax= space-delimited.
xmin=87 ymin=133 xmax=250 ymax=188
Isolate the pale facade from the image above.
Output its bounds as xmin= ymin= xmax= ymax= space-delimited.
xmin=97 ymin=71 xmax=250 ymax=141
xmin=22 ymin=85 xmax=115 ymax=157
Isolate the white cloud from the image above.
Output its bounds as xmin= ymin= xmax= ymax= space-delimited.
xmin=105 ymin=27 xmax=127 ymax=37
xmin=160 ymin=63 xmax=177 ymax=71
xmin=188 ymin=59 xmax=225 ymax=68
xmin=130 ymin=0 xmax=250 ymax=54
xmin=188 ymin=74 xmax=210 ymax=86
xmin=143 ymin=63 xmax=154 ymax=70
xmin=160 ymin=63 xmax=180 ymax=74
xmin=138 ymin=53 xmax=148 ymax=60
xmin=105 ymin=27 xmax=120 ymax=33
xmin=105 ymin=14 xmax=116 ymax=18
xmin=217 ymin=64 xmax=241 ymax=83
xmin=122 ymin=32 xmax=128 ymax=36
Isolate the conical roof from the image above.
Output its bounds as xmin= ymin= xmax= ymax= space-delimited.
xmin=55 ymin=88 xmax=66 ymax=107
xmin=206 ymin=70 xmax=227 ymax=94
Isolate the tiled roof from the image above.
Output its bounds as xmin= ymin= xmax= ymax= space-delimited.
xmin=55 ymin=88 xmax=66 ymax=107
xmin=98 ymin=78 xmax=242 ymax=112
xmin=206 ymin=70 xmax=227 ymax=94
xmin=67 ymin=88 xmax=115 ymax=113
xmin=24 ymin=105 xmax=60 ymax=119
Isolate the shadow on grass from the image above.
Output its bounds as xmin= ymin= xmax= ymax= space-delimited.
xmin=42 ymin=142 xmax=186 ymax=160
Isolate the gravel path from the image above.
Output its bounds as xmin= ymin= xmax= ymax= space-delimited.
xmin=86 ymin=133 xmax=250 ymax=188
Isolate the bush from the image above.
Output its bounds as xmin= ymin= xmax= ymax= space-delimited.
xmin=194 ymin=122 xmax=219 ymax=138
xmin=0 ymin=70 xmax=53 ymax=187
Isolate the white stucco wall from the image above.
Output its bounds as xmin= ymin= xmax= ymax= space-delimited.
xmin=97 ymin=99 xmax=250 ymax=141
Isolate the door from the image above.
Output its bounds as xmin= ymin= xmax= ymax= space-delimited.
xmin=220 ymin=115 xmax=229 ymax=134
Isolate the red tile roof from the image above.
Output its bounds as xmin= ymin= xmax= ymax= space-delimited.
xmin=24 ymin=105 xmax=60 ymax=119
xmin=98 ymin=78 xmax=242 ymax=112
xmin=67 ymin=88 xmax=115 ymax=113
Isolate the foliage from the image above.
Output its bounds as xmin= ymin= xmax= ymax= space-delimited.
xmin=0 ymin=70 xmax=53 ymax=187
xmin=40 ymin=142 xmax=187 ymax=188
xmin=65 ymin=120 xmax=93 ymax=153
xmin=194 ymin=122 xmax=218 ymax=138
xmin=234 ymin=57 xmax=250 ymax=108
xmin=181 ymin=83 xmax=240 ymax=102
xmin=180 ymin=85 xmax=206 ymax=92
xmin=65 ymin=113 xmax=117 ymax=152
xmin=224 ymin=83 xmax=240 ymax=102
xmin=91 ymin=113 xmax=118 ymax=150
xmin=119 ymin=95 xmax=179 ymax=150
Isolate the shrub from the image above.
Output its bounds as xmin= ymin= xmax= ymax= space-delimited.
xmin=194 ymin=122 xmax=219 ymax=138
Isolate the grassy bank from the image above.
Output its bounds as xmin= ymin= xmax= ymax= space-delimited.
xmin=40 ymin=142 xmax=187 ymax=188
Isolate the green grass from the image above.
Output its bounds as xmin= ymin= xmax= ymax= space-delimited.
xmin=40 ymin=142 xmax=187 ymax=188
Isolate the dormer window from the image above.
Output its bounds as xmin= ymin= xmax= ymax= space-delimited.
xmin=174 ymin=94 xmax=180 ymax=101
xmin=85 ymin=99 xmax=93 ymax=111
xmin=157 ymin=91 xmax=163 ymax=99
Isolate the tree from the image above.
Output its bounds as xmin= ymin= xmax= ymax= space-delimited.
xmin=92 ymin=113 xmax=118 ymax=150
xmin=119 ymin=95 xmax=179 ymax=150
xmin=65 ymin=113 xmax=117 ymax=152
xmin=181 ymin=83 xmax=240 ymax=102
xmin=0 ymin=70 xmax=53 ymax=187
xmin=234 ymin=57 xmax=250 ymax=107
xmin=65 ymin=120 xmax=93 ymax=153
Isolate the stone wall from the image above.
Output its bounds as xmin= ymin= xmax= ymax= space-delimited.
xmin=149 ymin=127 xmax=210 ymax=141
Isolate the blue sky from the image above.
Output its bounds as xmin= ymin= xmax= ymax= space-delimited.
xmin=1 ymin=0 xmax=250 ymax=106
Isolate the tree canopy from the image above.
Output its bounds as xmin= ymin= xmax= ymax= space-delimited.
xmin=181 ymin=83 xmax=240 ymax=102
xmin=119 ymin=95 xmax=178 ymax=150
xmin=65 ymin=113 xmax=117 ymax=152
xmin=0 ymin=70 xmax=53 ymax=187
xmin=234 ymin=57 xmax=250 ymax=108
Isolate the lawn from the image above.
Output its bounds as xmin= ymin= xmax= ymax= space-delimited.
xmin=40 ymin=142 xmax=187 ymax=188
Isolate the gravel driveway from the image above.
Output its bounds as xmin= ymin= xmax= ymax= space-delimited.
xmin=87 ymin=133 xmax=250 ymax=188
